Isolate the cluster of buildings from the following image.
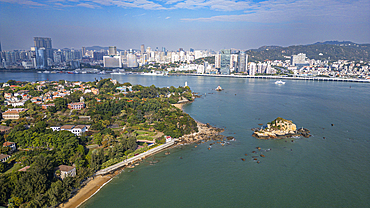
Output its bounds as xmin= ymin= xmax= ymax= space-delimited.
xmin=1 ymin=38 xmax=369 ymax=78
xmin=0 ymin=80 xmax=101 ymax=120
xmin=0 ymin=38 xmax=82 ymax=70
xmin=101 ymin=45 xmax=213 ymax=68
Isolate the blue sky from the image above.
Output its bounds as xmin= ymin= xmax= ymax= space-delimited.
xmin=1 ymin=0 xmax=369 ymax=51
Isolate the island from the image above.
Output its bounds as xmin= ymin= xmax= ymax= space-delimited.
xmin=252 ymin=117 xmax=311 ymax=139
xmin=0 ymin=79 xmax=222 ymax=208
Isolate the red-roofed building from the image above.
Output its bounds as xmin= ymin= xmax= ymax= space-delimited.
xmin=68 ymin=102 xmax=85 ymax=110
xmin=2 ymin=108 xmax=27 ymax=119
xmin=3 ymin=142 xmax=16 ymax=153
xmin=42 ymin=103 xmax=55 ymax=110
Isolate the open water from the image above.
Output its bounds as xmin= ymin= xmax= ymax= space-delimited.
xmin=1 ymin=72 xmax=369 ymax=207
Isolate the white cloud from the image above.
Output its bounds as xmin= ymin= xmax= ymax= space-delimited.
xmin=181 ymin=0 xmax=370 ymax=23
xmin=166 ymin=16 xmax=170 ymax=19
xmin=0 ymin=0 xmax=46 ymax=6
xmin=77 ymin=3 xmax=100 ymax=9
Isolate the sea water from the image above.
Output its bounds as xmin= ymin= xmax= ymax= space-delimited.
xmin=1 ymin=72 xmax=369 ymax=207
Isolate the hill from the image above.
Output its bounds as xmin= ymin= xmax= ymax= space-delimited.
xmin=246 ymin=41 xmax=370 ymax=62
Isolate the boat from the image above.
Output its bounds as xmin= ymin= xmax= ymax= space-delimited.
xmin=215 ymin=85 xmax=223 ymax=91
xmin=141 ymin=70 xmax=168 ymax=76
xmin=275 ymin=80 xmax=285 ymax=85
xmin=111 ymin=72 xmax=126 ymax=75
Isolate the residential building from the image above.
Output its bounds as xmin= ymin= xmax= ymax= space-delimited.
xmin=68 ymin=102 xmax=85 ymax=110
xmin=3 ymin=142 xmax=16 ymax=153
xmin=56 ymin=165 xmax=76 ymax=180
xmin=2 ymin=108 xmax=27 ymax=119
xmin=0 ymin=154 xmax=11 ymax=162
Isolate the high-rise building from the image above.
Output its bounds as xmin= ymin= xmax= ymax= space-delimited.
xmin=291 ymin=53 xmax=307 ymax=65
xmin=82 ymin=47 xmax=86 ymax=56
xmin=215 ymin=53 xmax=221 ymax=69
xmin=34 ymin=37 xmax=53 ymax=61
xmin=141 ymin=44 xmax=145 ymax=55
xmin=248 ymin=62 xmax=257 ymax=76
xmin=36 ymin=48 xmax=47 ymax=69
xmin=237 ymin=51 xmax=247 ymax=73
xmin=108 ymin=46 xmax=117 ymax=56
xmin=127 ymin=49 xmax=138 ymax=68
xmin=220 ymin=49 xmax=231 ymax=75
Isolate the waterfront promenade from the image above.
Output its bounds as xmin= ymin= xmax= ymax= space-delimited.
xmin=95 ymin=140 xmax=176 ymax=176
xmin=171 ymin=73 xmax=370 ymax=83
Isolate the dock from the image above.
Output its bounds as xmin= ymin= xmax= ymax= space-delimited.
xmin=95 ymin=140 xmax=176 ymax=176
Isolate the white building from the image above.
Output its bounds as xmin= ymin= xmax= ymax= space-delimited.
xmin=103 ymin=55 xmax=121 ymax=68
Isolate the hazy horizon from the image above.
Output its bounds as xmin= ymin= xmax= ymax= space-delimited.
xmin=1 ymin=0 xmax=370 ymax=51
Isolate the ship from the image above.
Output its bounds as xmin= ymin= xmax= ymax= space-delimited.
xmin=275 ymin=80 xmax=285 ymax=85
xmin=141 ymin=70 xmax=168 ymax=76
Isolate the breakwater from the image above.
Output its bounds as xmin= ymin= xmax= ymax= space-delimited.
xmin=170 ymin=73 xmax=370 ymax=83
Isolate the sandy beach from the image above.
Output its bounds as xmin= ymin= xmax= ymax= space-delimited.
xmin=59 ymin=174 xmax=114 ymax=208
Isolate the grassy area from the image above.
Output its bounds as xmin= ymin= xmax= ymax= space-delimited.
xmin=134 ymin=130 xmax=156 ymax=136
xmin=4 ymin=163 xmax=22 ymax=174
xmin=137 ymin=135 xmax=154 ymax=141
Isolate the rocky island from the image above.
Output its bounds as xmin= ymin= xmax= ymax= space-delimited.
xmin=252 ymin=117 xmax=311 ymax=139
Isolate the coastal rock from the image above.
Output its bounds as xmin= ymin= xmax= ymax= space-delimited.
xmin=252 ymin=117 xmax=311 ymax=139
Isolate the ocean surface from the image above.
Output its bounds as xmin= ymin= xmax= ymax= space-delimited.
xmin=1 ymin=72 xmax=369 ymax=207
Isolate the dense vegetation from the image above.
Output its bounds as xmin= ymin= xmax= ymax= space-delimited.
xmin=247 ymin=41 xmax=370 ymax=62
xmin=0 ymin=79 xmax=198 ymax=207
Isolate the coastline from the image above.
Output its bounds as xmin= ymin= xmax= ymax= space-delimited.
xmin=59 ymin=169 xmax=122 ymax=208
xmin=60 ymin=101 xmax=219 ymax=208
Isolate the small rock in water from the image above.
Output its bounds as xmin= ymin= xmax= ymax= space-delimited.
xmin=331 ymin=124 xmax=334 ymax=126
xmin=323 ymin=137 xmax=326 ymax=139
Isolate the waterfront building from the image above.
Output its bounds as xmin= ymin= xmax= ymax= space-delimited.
xmin=34 ymin=37 xmax=53 ymax=61
xmin=220 ymin=49 xmax=231 ymax=75
xmin=103 ymin=55 xmax=121 ymax=68
xmin=249 ymin=62 xmax=257 ymax=76
xmin=237 ymin=51 xmax=247 ymax=73
xmin=127 ymin=50 xmax=138 ymax=68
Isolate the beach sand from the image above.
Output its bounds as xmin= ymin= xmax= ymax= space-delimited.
xmin=59 ymin=174 xmax=115 ymax=208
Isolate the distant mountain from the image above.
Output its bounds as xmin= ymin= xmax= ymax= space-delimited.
xmin=246 ymin=41 xmax=370 ymax=62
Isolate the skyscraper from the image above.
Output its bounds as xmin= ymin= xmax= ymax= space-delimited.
xmin=108 ymin=46 xmax=117 ymax=56
xmin=34 ymin=37 xmax=53 ymax=61
xmin=82 ymin=47 xmax=86 ymax=56
xmin=140 ymin=44 xmax=145 ymax=55
xmin=220 ymin=49 xmax=231 ymax=75
xmin=237 ymin=51 xmax=247 ymax=73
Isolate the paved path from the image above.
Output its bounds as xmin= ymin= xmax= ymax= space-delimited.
xmin=95 ymin=140 xmax=175 ymax=176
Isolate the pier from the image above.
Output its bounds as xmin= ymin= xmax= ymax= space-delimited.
xmin=170 ymin=73 xmax=370 ymax=83
xmin=95 ymin=140 xmax=176 ymax=176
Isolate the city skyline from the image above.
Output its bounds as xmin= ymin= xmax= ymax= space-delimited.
xmin=1 ymin=0 xmax=370 ymax=51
